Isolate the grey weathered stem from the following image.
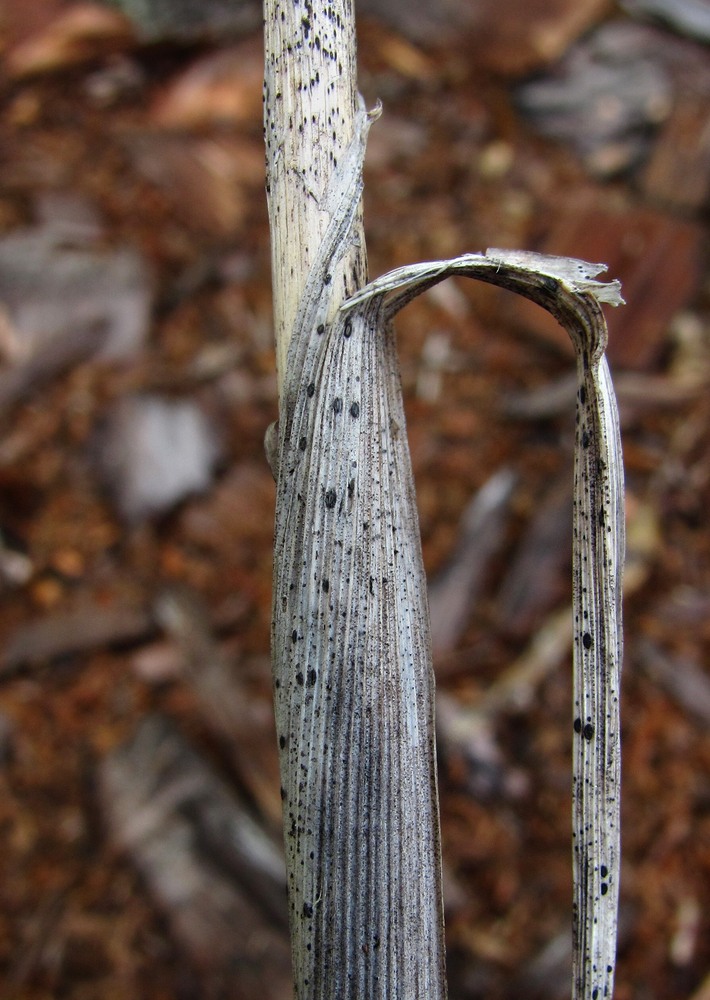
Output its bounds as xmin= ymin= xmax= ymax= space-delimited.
xmin=264 ymin=0 xmax=366 ymax=392
xmin=264 ymin=2 xmax=447 ymax=997
xmin=263 ymin=3 xmax=624 ymax=994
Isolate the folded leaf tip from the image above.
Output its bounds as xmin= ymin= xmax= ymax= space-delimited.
xmin=485 ymin=248 xmax=625 ymax=307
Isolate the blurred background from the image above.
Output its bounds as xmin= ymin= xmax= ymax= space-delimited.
xmin=0 ymin=0 xmax=709 ymax=997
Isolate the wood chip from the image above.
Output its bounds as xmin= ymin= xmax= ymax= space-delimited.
xmin=509 ymin=193 xmax=703 ymax=369
xmin=429 ymin=468 xmax=515 ymax=655
xmin=100 ymin=714 xmax=291 ymax=997
xmin=1 ymin=603 xmax=153 ymax=676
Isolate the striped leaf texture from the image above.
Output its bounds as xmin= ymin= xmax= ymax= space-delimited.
xmin=349 ymin=248 xmax=625 ymax=1000
xmin=269 ymin=81 xmax=624 ymax=999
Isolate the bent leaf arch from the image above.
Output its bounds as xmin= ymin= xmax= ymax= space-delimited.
xmin=269 ymin=98 xmax=624 ymax=1000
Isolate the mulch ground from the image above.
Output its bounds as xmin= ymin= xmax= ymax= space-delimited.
xmin=0 ymin=2 xmax=709 ymax=998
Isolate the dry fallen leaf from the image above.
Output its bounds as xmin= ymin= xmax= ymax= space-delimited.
xmin=6 ymin=2 xmax=135 ymax=79
xmin=150 ymin=41 xmax=264 ymax=129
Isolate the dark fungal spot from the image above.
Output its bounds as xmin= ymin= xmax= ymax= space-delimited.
xmin=582 ymin=430 xmax=591 ymax=448
xmin=598 ymin=507 xmax=606 ymax=527
xmin=592 ymin=989 xmax=599 ymax=1000
xmin=279 ymin=735 xmax=286 ymax=749
xmin=323 ymin=273 xmax=331 ymax=284
xmin=299 ymin=436 xmax=307 ymax=451
xmin=579 ymin=385 xmax=586 ymax=404
xmin=574 ymin=718 xmax=582 ymax=734
xmin=538 ymin=274 xmax=558 ymax=296
xmin=307 ymin=668 xmax=317 ymax=687
xmin=332 ymin=397 xmax=342 ymax=414
xmin=317 ymin=323 xmax=325 ymax=334
xmin=296 ymin=671 xmax=304 ymax=686
xmin=343 ymin=318 xmax=352 ymax=338
xmin=307 ymin=382 xmax=315 ymax=398
xmin=348 ymin=479 xmax=355 ymax=498
xmin=324 ymin=488 xmax=337 ymax=509
xmin=350 ymin=401 xmax=360 ymax=418
xmin=322 ymin=578 xmax=329 ymax=592
xmin=303 ymin=902 xmax=313 ymax=918
xmin=301 ymin=14 xmax=310 ymax=34
xmin=601 ymin=865 xmax=608 ymax=878
xmin=583 ymin=632 xmax=593 ymax=650
xmin=583 ymin=723 xmax=595 ymax=742
xmin=601 ymin=882 xmax=609 ymax=896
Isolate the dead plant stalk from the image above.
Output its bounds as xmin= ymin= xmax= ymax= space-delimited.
xmin=262 ymin=4 xmax=625 ymax=999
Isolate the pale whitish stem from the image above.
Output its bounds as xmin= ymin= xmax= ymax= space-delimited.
xmin=348 ymin=249 xmax=625 ymax=1000
xmin=264 ymin=2 xmax=447 ymax=997
xmin=264 ymin=0 xmax=367 ymax=394
xmin=269 ymin=107 xmax=447 ymax=998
